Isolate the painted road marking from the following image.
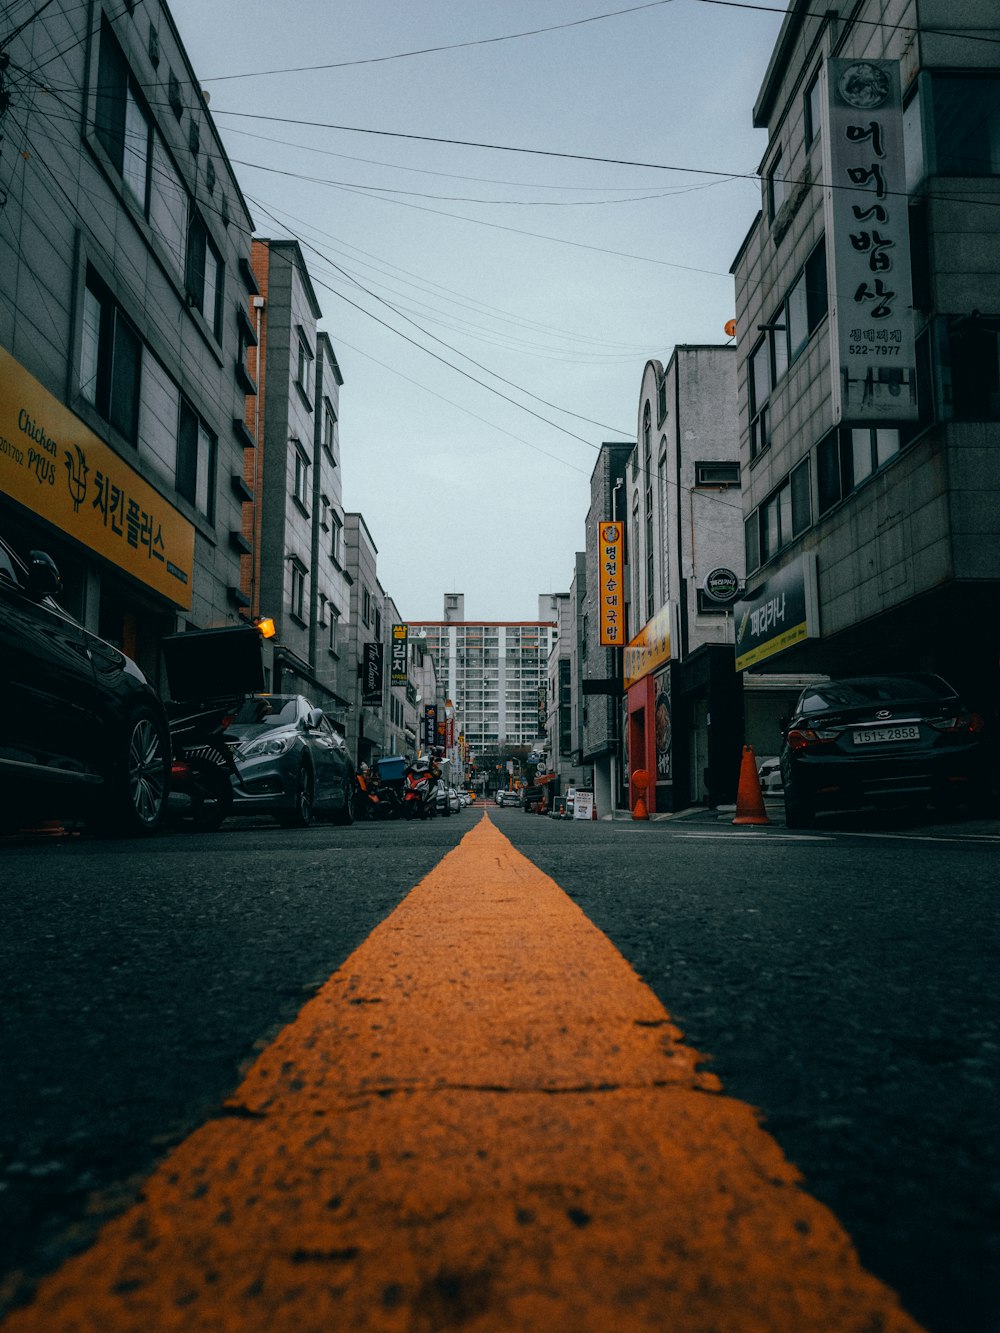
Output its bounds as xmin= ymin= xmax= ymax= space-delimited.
xmin=2 ymin=815 xmax=925 ymax=1332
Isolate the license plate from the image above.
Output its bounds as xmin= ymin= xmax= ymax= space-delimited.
xmin=852 ymin=725 xmax=920 ymax=746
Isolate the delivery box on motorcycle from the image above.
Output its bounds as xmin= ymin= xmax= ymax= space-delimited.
xmin=162 ymin=624 xmax=265 ymax=703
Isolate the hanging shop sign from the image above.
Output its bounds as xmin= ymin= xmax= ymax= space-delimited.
xmin=624 ymin=603 xmax=674 ymax=689
xmin=422 ymin=704 xmax=438 ymax=749
xmin=701 ymin=567 xmax=742 ymax=604
xmin=824 ymin=58 xmax=917 ymax=422
xmin=362 ymin=642 xmax=384 ymax=707
xmin=598 ymin=521 xmax=624 ymax=646
xmin=390 ymin=622 xmax=408 ymax=686
xmin=733 ymin=554 xmax=819 ymax=672
xmin=0 ymin=349 xmax=194 ymax=607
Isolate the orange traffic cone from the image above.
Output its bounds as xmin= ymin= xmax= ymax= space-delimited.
xmin=732 ymin=745 xmax=770 ymax=826
xmin=631 ymin=768 xmax=650 ymax=821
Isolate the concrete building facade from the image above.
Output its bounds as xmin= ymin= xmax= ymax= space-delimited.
xmin=731 ymin=0 xmax=1000 ymax=736
xmin=0 ymin=0 xmax=256 ymax=692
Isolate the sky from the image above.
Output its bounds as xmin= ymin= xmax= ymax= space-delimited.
xmin=167 ymin=0 xmax=788 ymax=622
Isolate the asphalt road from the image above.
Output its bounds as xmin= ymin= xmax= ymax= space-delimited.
xmin=0 ymin=803 xmax=997 ymax=1331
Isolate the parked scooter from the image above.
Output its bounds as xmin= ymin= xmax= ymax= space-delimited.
xmin=166 ymin=700 xmax=241 ymax=832
xmin=354 ymin=763 xmax=402 ymax=821
xmin=401 ymin=752 xmax=441 ymax=820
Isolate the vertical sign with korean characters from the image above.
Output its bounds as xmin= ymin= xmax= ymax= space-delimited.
xmin=390 ymin=623 xmax=408 ymax=686
xmin=598 ymin=521 xmax=623 ymax=646
xmin=824 ymin=58 xmax=918 ymax=422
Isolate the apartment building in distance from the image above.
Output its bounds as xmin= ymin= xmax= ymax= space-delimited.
xmin=731 ymin=0 xmax=1000 ymax=730
xmin=409 ymin=594 xmax=556 ymax=785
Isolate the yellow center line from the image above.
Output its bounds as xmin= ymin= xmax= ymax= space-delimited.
xmin=2 ymin=814 xmax=925 ymax=1332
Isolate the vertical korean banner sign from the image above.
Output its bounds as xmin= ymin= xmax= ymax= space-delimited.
xmin=390 ymin=623 xmax=408 ymax=686
xmin=423 ymin=704 xmax=438 ymax=749
xmin=824 ymin=58 xmax=917 ymax=422
xmin=598 ymin=521 xmax=623 ymax=645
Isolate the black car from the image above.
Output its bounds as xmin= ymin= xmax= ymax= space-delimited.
xmin=780 ymin=673 xmax=987 ymax=827
xmin=0 ymin=533 xmax=170 ymax=834
xmin=226 ymin=694 xmax=355 ymax=827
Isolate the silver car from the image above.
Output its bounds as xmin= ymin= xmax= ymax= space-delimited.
xmin=227 ymin=694 xmax=355 ymax=827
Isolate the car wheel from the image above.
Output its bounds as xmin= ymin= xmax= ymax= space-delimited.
xmin=332 ymin=774 xmax=355 ymax=826
xmin=280 ymin=762 xmax=314 ymax=828
xmin=104 ymin=709 xmax=169 ymax=836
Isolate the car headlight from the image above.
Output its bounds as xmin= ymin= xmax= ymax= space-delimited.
xmin=239 ymin=734 xmax=295 ymax=758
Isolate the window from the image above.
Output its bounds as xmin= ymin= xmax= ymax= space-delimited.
xmin=331 ymin=512 xmax=343 ymax=564
xmin=185 ymin=208 xmax=223 ymax=338
xmin=749 ymin=335 xmax=772 ymax=458
xmin=292 ymin=443 xmax=309 ymax=511
xmin=323 ymin=402 xmax=337 ymax=459
xmin=319 ymin=494 xmax=330 ymax=531
xmin=695 ymin=461 xmax=740 ymax=487
xmin=744 ymin=512 xmax=760 ymax=575
xmin=931 ymin=74 xmax=1000 ymax=176
xmin=767 ymin=149 xmax=787 ymax=220
xmin=816 ymin=427 xmax=903 ymax=516
xmin=362 ymin=587 xmax=372 ymax=627
xmin=296 ymin=334 xmax=313 ymax=404
xmin=746 ymin=460 xmax=812 ymax=572
xmin=95 ymin=20 xmax=151 ymax=211
xmin=947 ymin=318 xmax=1000 ymax=419
xmin=804 ymin=69 xmax=822 ymax=148
xmin=656 ymin=375 xmax=667 ymax=425
xmin=290 ymin=560 xmax=306 ymax=622
xmin=177 ymin=400 xmax=216 ymax=518
xmin=790 ymin=458 xmax=811 ymax=536
xmin=784 ymin=238 xmax=828 ymax=364
xmin=80 ymin=268 xmax=142 ymax=443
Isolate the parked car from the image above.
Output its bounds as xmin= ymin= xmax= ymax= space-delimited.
xmin=436 ymin=784 xmax=462 ymax=816
xmin=226 ymin=694 xmax=355 ymax=827
xmin=780 ymin=673 xmax=988 ymax=828
xmin=495 ymin=789 xmax=519 ymax=807
xmin=0 ymin=533 xmax=170 ymax=835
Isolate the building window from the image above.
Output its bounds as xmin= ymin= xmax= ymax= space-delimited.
xmin=374 ymin=608 xmax=382 ymax=640
xmin=177 ymin=400 xmax=216 ymax=519
xmin=331 ymin=512 xmax=343 ymax=564
xmin=328 ymin=613 xmax=338 ymax=653
xmin=80 ymin=268 xmax=142 ymax=444
xmin=790 ymin=457 xmax=811 ymax=536
xmin=292 ymin=443 xmax=309 ymax=512
xmin=95 ymin=20 xmax=151 ymax=212
xmin=931 ymin=74 xmax=1000 ymax=176
xmin=319 ymin=494 xmax=330 ymax=531
xmin=323 ymin=401 xmax=337 ymax=459
xmin=947 ymin=317 xmax=1000 ymax=419
xmin=185 ymin=208 xmax=223 ymax=338
xmin=744 ymin=512 xmax=760 ymax=574
xmin=749 ymin=335 xmax=772 ymax=459
xmin=816 ymin=426 xmax=904 ymax=516
xmin=804 ymin=69 xmax=822 ymax=148
xmin=695 ymin=461 xmax=740 ymax=487
xmin=767 ymin=148 xmax=786 ymax=220
xmin=362 ymin=587 xmax=372 ymax=627
xmin=296 ymin=333 xmax=313 ymax=405
xmin=290 ymin=559 xmax=306 ymax=622
xmin=746 ymin=460 xmax=812 ymax=571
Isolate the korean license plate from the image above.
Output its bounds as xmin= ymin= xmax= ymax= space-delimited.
xmin=852 ymin=725 xmax=920 ymax=746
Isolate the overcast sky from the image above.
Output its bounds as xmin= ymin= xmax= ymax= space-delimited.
xmin=167 ymin=0 xmax=787 ymax=622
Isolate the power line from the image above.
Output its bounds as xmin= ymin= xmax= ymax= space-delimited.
xmin=196 ymin=0 xmax=678 ymax=83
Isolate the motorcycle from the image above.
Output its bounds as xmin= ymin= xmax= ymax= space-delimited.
xmin=354 ymin=765 xmax=402 ymax=821
xmin=401 ymin=756 xmax=440 ymax=820
xmin=166 ymin=699 xmax=242 ymax=832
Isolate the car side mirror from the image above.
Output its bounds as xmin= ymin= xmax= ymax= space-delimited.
xmin=305 ymin=707 xmax=325 ymax=729
xmin=27 ymin=550 xmax=62 ymax=599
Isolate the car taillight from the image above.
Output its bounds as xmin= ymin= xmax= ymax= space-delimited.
xmin=786 ymin=727 xmax=838 ymax=751
xmin=929 ymin=712 xmax=985 ymax=734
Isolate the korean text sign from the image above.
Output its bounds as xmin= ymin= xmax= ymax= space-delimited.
xmin=598 ymin=521 xmax=624 ymax=646
xmin=824 ymin=59 xmax=917 ymax=421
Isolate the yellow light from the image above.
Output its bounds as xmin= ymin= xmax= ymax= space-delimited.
xmin=255 ymin=616 xmax=276 ymax=639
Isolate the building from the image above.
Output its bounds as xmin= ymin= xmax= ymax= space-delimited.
xmin=623 ymin=348 xmax=746 ymax=813
xmin=0 ymin=0 xmax=256 ymax=692
xmin=344 ymin=513 xmax=382 ymax=766
xmin=244 ymin=239 xmax=351 ymax=719
xmin=409 ymin=594 xmax=556 ymax=790
xmin=730 ymin=1 xmax=1000 ymax=735
xmin=543 ymin=590 xmax=587 ymax=799
xmin=580 ymin=443 xmax=635 ymax=816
